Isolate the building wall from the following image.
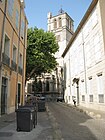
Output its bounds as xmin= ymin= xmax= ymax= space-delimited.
xmin=63 ymin=0 xmax=105 ymax=111
xmin=0 ymin=0 xmax=28 ymax=115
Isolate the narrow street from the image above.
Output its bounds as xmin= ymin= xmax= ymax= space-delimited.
xmin=47 ymin=102 xmax=105 ymax=140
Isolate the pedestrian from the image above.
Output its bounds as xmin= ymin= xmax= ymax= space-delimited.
xmin=73 ymin=97 xmax=76 ymax=107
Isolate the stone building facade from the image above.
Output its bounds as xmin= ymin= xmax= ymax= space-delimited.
xmin=0 ymin=0 xmax=28 ymax=115
xmin=62 ymin=0 xmax=105 ymax=111
xmin=46 ymin=10 xmax=74 ymax=95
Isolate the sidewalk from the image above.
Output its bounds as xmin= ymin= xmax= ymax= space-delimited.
xmin=0 ymin=111 xmax=54 ymax=140
xmin=77 ymin=105 xmax=105 ymax=119
xmin=63 ymin=102 xmax=105 ymax=120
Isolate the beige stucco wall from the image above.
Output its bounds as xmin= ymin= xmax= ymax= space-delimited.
xmin=0 ymin=0 xmax=28 ymax=115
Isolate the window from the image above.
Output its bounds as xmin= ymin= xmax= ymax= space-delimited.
xmin=98 ymin=94 xmax=104 ymax=103
xmin=81 ymin=80 xmax=85 ymax=94
xmin=8 ymin=0 xmax=14 ymax=17
xmin=4 ymin=35 xmax=10 ymax=57
xmin=67 ymin=18 xmax=69 ymax=28
xmin=82 ymin=95 xmax=85 ymax=101
xmin=97 ymin=73 xmax=103 ymax=94
xmin=89 ymin=95 xmax=93 ymax=102
xmin=87 ymin=77 xmax=92 ymax=94
xmin=58 ymin=17 xmax=62 ymax=27
xmin=54 ymin=19 xmax=57 ymax=29
xmin=16 ymin=9 xmax=19 ymax=29
xmin=19 ymin=53 xmax=22 ymax=68
xmin=3 ymin=34 xmax=10 ymax=66
xmin=18 ymin=53 xmax=23 ymax=75
xmin=21 ymin=20 xmax=25 ymax=39
xmin=13 ymin=45 xmax=17 ymax=63
xmin=69 ymin=21 xmax=71 ymax=30
xmin=12 ymin=45 xmax=17 ymax=71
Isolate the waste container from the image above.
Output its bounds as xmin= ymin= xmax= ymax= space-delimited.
xmin=37 ymin=100 xmax=46 ymax=112
xmin=16 ymin=107 xmax=34 ymax=132
xmin=19 ymin=104 xmax=37 ymax=126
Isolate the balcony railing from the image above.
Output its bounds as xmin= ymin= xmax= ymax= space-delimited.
xmin=2 ymin=53 xmax=10 ymax=67
xmin=11 ymin=60 xmax=17 ymax=71
xmin=18 ymin=66 xmax=23 ymax=75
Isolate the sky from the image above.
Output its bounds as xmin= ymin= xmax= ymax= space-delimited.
xmin=25 ymin=0 xmax=92 ymax=31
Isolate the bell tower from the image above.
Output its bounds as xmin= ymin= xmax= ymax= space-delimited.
xmin=46 ymin=9 xmax=74 ymax=96
xmin=47 ymin=9 xmax=74 ymax=61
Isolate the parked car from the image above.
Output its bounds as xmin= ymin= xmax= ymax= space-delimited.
xmin=57 ymin=96 xmax=63 ymax=102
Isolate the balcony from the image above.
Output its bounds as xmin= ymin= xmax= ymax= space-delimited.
xmin=2 ymin=53 xmax=10 ymax=67
xmin=11 ymin=60 xmax=17 ymax=71
xmin=18 ymin=66 xmax=23 ymax=75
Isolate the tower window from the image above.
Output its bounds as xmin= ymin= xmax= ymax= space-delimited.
xmin=54 ymin=19 xmax=57 ymax=29
xmin=59 ymin=17 xmax=62 ymax=27
xmin=67 ymin=18 xmax=69 ymax=28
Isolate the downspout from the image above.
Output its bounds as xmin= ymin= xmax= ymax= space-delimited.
xmin=0 ymin=0 xmax=7 ymax=64
xmin=82 ymin=29 xmax=87 ymax=96
xmin=0 ymin=0 xmax=7 ymax=115
xmin=22 ymin=17 xmax=27 ymax=105
xmin=68 ymin=51 xmax=71 ymax=103
xmin=15 ymin=4 xmax=22 ymax=109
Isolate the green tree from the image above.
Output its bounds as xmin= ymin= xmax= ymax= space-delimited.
xmin=26 ymin=27 xmax=59 ymax=81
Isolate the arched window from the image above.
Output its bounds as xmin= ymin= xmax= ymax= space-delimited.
xmin=59 ymin=17 xmax=62 ymax=27
xmin=54 ymin=19 xmax=57 ymax=29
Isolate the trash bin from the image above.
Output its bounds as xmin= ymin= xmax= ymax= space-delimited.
xmin=16 ymin=107 xmax=34 ymax=132
xmin=37 ymin=100 xmax=46 ymax=112
xmin=19 ymin=104 xmax=37 ymax=126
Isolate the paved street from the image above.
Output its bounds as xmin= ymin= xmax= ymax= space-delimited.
xmin=0 ymin=102 xmax=105 ymax=140
xmin=47 ymin=102 xmax=105 ymax=140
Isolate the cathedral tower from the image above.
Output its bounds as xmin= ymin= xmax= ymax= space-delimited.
xmin=47 ymin=9 xmax=74 ymax=95
xmin=47 ymin=9 xmax=74 ymax=63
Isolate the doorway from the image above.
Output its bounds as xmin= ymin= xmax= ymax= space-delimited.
xmin=1 ymin=77 xmax=8 ymax=115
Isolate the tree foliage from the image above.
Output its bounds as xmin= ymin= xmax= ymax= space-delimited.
xmin=26 ymin=27 xmax=59 ymax=80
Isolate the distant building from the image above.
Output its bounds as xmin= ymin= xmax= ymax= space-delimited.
xmin=0 ymin=0 xmax=28 ymax=115
xmin=62 ymin=0 xmax=105 ymax=111
xmin=26 ymin=10 xmax=74 ymax=99
xmin=46 ymin=9 xmax=74 ymax=95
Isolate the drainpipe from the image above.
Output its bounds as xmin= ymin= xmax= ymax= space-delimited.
xmin=68 ymin=51 xmax=72 ymax=103
xmin=15 ymin=4 xmax=22 ymax=109
xmin=0 ymin=0 xmax=7 ymax=65
xmin=82 ymin=29 xmax=87 ymax=95
xmin=22 ymin=17 xmax=27 ymax=106
xmin=0 ymin=0 xmax=7 ymax=115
